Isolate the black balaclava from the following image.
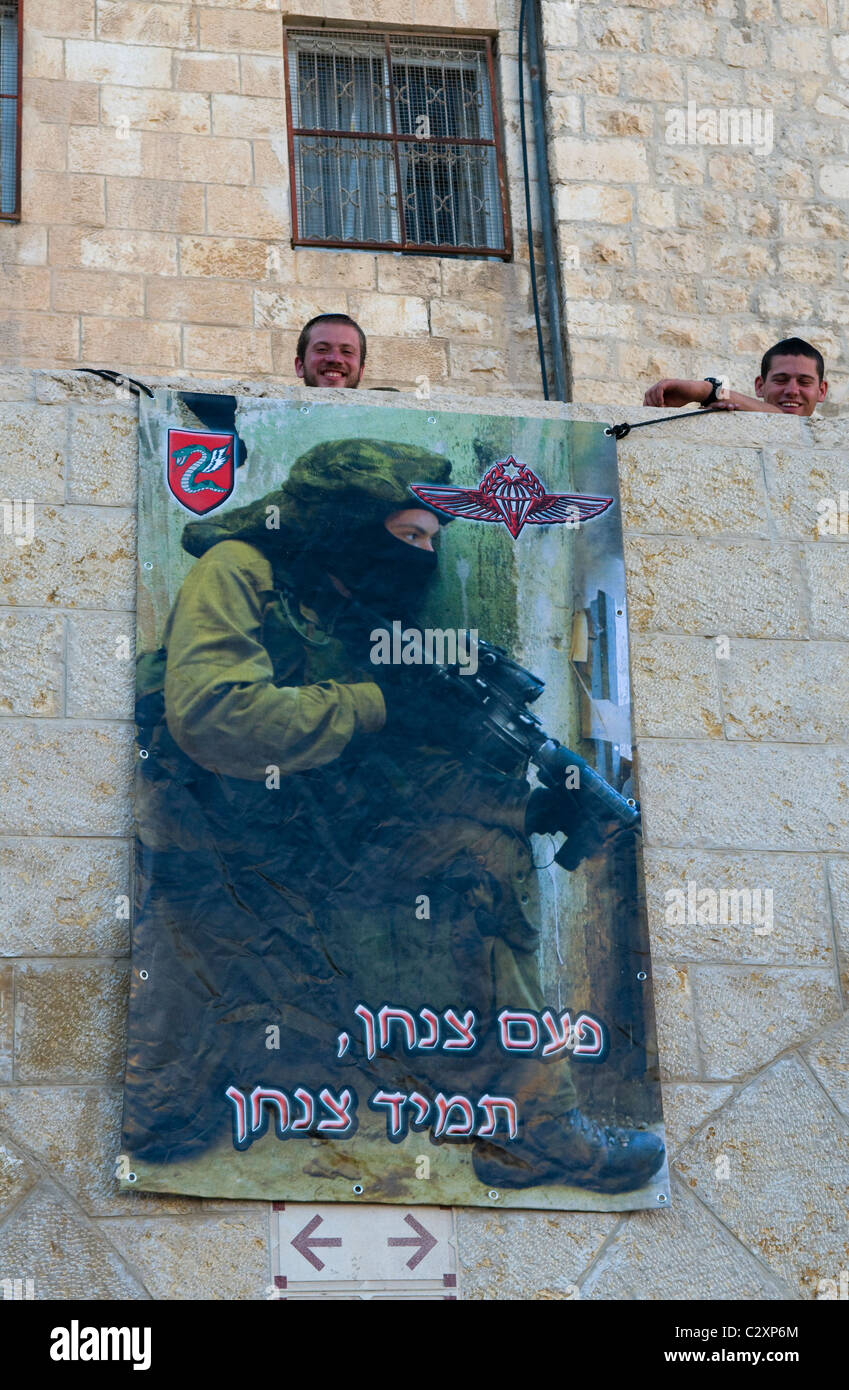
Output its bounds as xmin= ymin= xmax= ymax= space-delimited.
xmin=327 ymin=520 xmax=439 ymax=614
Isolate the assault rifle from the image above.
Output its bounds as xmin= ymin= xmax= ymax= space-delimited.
xmin=344 ymin=592 xmax=640 ymax=871
xmin=431 ymin=635 xmax=641 ymax=869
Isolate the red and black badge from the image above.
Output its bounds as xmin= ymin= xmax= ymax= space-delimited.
xmin=411 ymin=459 xmax=613 ymax=539
xmin=167 ymin=429 xmax=236 ymax=515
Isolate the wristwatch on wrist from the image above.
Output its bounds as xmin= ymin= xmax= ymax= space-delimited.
xmin=700 ymin=376 xmax=725 ymax=407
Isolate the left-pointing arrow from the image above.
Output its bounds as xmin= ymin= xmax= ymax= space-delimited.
xmin=290 ymin=1214 xmax=342 ymax=1272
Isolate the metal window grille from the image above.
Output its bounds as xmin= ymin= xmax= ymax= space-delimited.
xmin=284 ymin=28 xmax=510 ymax=258
xmin=0 ymin=0 xmax=20 ymax=221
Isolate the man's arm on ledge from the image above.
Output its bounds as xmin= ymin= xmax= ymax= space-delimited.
xmin=642 ymin=379 xmax=785 ymax=413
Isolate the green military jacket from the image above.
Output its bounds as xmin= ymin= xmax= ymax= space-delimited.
xmin=165 ymin=539 xmax=386 ymax=780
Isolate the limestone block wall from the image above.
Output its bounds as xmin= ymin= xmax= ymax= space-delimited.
xmin=10 ymin=2 xmax=849 ymax=411
xmin=0 ymin=369 xmax=847 ymax=1300
xmin=542 ymin=0 xmax=849 ymax=413
xmin=4 ymin=0 xmax=545 ymax=397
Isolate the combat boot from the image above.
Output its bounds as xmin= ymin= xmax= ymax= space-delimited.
xmin=472 ymin=1107 xmax=665 ymax=1193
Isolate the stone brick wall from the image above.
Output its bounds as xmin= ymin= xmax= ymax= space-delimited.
xmin=8 ymin=2 xmax=848 ymax=411
xmin=5 ymin=0 xmax=544 ymax=397
xmin=543 ymin=0 xmax=849 ymax=413
xmin=1 ymin=369 xmax=846 ymax=1299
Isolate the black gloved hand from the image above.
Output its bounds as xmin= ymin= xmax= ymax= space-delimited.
xmin=370 ymin=668 xmax=487 ymax=754
xmin=524 ymin=785 xmax=584 ymax=837
xmin=553 ymin=820 xmax=620 ymax=870
xmin=526 ymin=787 xmax=632 ymax=870
xmin=370 ymin=668 xmax=441 ymax=735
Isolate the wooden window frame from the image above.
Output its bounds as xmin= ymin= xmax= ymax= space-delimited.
xmin=0 ymin=0 xmax=22 ymax=222
xmin=283 ymin=26 xmax=512 ymax=260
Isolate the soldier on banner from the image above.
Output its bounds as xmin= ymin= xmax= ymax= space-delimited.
xmin=125 ymin=438 xmax=665 ymax=1193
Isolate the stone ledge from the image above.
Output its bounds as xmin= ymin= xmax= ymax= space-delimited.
xmin=0 ymin=372 xmax=818 ymax=452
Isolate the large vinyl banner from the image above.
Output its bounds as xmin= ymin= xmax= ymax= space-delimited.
xmin=123 ymin=391 xmax=668 ymax=1211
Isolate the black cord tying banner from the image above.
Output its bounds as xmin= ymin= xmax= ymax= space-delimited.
xmin=604 ymin=407 xmax=715 ymax=439
xmin=75 ymin=367 xmax=155 ymax=398
xmin=74 ymin=371 xmax=249 ymax=469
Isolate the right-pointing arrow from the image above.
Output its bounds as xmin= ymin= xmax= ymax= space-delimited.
xmin=291 ymin=1214 xmax=342 ymax=1272
xmin=388 ymin=1213 xmax=438 ymax=1270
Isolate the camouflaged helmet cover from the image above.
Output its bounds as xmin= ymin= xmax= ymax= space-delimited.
xmin=182 ymin=437 xmax=453 ymax=559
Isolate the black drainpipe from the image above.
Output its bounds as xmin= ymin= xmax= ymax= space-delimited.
xmin=520 ymin=0 xmax=568 ymax=402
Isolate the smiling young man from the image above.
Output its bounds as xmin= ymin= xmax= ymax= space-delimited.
xmin=643 ymin=337 xmax=828 ymax=416
xmin=295 ymin=313 xmax=367 ymax=389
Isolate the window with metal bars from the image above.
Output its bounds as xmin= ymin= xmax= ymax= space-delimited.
xmin=284 ymin=28 xmax=510 ymax=258
xmin=0 ymin=0 xmax=20 ymax=221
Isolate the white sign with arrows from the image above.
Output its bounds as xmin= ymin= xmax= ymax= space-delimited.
xmin=270 ymin=1204 xmax=458 ymax=1300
